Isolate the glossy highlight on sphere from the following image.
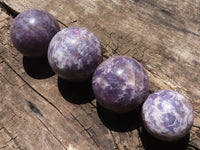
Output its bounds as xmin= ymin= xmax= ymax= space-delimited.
xmin=92 ymin=56 xmax=149 ymax=113
xmin=48 ymin=27 xmax=102 ymax=81
xmin=142 ymin=90 xmax=194 ymax=141
xmin=10 ymin=9 xmax=60 ymax=57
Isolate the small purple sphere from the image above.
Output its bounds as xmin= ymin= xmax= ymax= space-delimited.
xmin=48 ymin=27 xmax=102 ymax=81
xmin=142 ymin=90 xmax=194 ymax=141
xmin=92 ymin=56 xmax=149 ymax=113
xmin=10 ymin=9 xmax=60 ymax=57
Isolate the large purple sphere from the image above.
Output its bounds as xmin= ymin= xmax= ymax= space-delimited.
xmin=48 ymin=27 xmax=102 ymax=81
xmin=10 ymin=9 xmax=60 ymax=57
xmin=142 ymin=90 xmax=194 ymax=141
xmin=92 ymin=56 xmax=149 ymax=113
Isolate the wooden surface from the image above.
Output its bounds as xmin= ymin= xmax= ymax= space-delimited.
xmin=0 ymin=0 xmax=200 ymax=149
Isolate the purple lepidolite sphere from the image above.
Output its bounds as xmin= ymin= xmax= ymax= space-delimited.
xmin=92 ymin=56 xmax=149 ymax=113
xmin=142 ymin=90 xmax=194 ymax=141
xmin=48 ymin=27 xmax=102 ymax=81
xmin=10 ymin=9 xmax=60 ymax=57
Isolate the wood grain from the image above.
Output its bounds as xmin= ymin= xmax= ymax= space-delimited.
xmin=0 ymin=0 xmax=200 ymax=149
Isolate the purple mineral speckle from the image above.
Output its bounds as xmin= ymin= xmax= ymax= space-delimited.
xmin=142 ymin=90 xmax=194 ymax=141
xmin=92 ymin=56 xmax=149 ymax=113
xmin=48 ymin=27 xmax=102 ymax=81
xmin=10 ymin=9 xmax=60 ymax=57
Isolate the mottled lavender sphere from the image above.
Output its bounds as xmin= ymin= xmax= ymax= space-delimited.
xmin=48 ymin=27 xmax=102 ymax=81
xmin=10 ymin=9 xmax=60 ymax=57
xmin=142 ymin=90 xmax=194 ymax=141
xmin=92 ymin=56 xmax=149 ymax=113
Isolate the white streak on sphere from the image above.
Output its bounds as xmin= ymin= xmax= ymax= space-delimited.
xmin=53 ymin=50 xmax=66 ymax=69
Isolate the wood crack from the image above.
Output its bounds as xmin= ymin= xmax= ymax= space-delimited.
xmin=0 ymin=123 xmax=21 ymax=150
xmin=37 ymin=117 xmax=67 ymax=150
xmin=0 ymin=145 xmax=8 ymax=149
xmin=7 ymin=136 xmax=17 ymax=144
xmin=0 ymin=1 xmax=19 ymax=18
xmin=192 ymin=125 xmax=200 ymax=129
xmin=109 ymin=131 xmax=120 ymax=150
xmin=56 ymin=19 xmax=68 ymax=28
xmin=0 ymin=72 xmax=15 ymax=86
xmin=3 ymin=60 xmax=66 ymax=120
xmin=70 ymin=113 xmax=101 ymax=150
xmin=188 ymin=144 xmax=200 ymax=150
xmin=79 ymin=105 xmax=119 ymax=150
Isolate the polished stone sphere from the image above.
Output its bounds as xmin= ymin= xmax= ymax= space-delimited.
xmin=10 ymin=9 xmax=60 ymax=57
xmin=92 ymin=56 xmax=149 ymax=113
xmin=142 ymin=90 xmax=194 ymax=141
xmin=48 ymin=27 xmax=102 ymax=81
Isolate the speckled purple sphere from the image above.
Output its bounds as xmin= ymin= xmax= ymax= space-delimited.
xmin=92 ymin=56 xmax=149 ymax=113
xmin=10 ymin=9 xmax=60 ymax=57
xmin=142 ymin=90 xmax=194 ymax=141
xmin=48 ymin=27 xmax=102 ymax=81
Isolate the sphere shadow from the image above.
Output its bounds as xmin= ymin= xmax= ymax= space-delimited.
xmin=97 ymin=103 xmax=142 ymax=132
xmin=23 ymin=56 xmax=55 ymax=79
xmin=139 ymin=126 xmax=190 ymax=150
xmin=57 ymin=77 xmax=95 ymax=104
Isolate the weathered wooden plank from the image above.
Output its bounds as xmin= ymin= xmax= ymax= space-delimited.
xmin=0 ymin=0 xmax=200 ymax=149
xmin=0 ymin=9 xmax=133 ymax=150
xmin=2 ymin=0 xmax=200 ymax=99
